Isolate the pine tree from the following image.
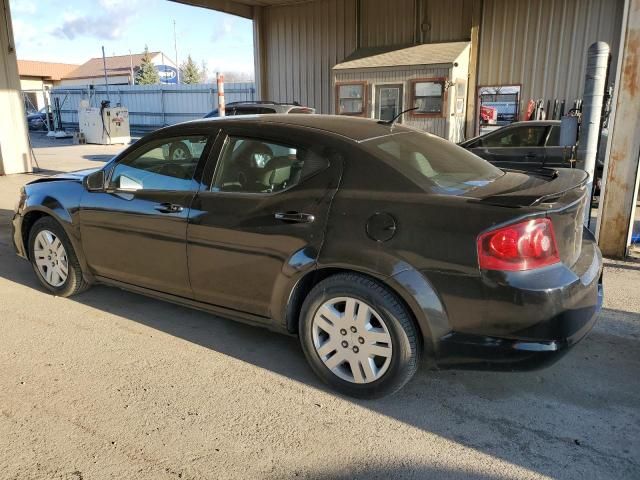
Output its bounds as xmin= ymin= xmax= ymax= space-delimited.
xmin=180 ymin=55 xmax=202 ymax=84
xmin=136 ymin=46 xmax=160 ymax=85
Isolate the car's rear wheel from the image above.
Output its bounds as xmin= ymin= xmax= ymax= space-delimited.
xmin=299 ymin=273 xmax=420 ymax=399
xmin=28 ymin=217 xmax=89 ymax=297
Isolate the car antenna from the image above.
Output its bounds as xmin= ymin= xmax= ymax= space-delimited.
xmin=377 ymin=107 xmax=418 ymax=127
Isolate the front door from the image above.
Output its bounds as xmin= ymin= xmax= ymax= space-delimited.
xmin=375 ymin=84 xmax=403 ymax=122
xmin=187 ymin=128 xmax=342 ymax=318
xmin=79 ymin=133 xmax=213 ymax=297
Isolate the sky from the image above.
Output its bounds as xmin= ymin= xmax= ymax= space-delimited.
xmin=9 ymin=0 xmax=255 ymax=78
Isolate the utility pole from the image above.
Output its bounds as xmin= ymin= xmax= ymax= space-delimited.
xmin=173 ymin=20 xmax=180 ymax=84
xmin=129 ymin=49 xmax=134 ymax=85
xmin=102 ymin=45 xmax=110 ymax=100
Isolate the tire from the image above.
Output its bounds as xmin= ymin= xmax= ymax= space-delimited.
xmin=28 ymin=216 xmax=90 ymax=297
xmin=299 ymin=273 xmax=421 ymax=399
xmin=169 ymin=141 xmax=192 ymax=162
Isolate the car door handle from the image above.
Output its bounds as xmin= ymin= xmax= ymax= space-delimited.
xmin=274 ymin=212 xmax=315 ymax=223
xmin=155 ymin=203 xmax=184 ymax=213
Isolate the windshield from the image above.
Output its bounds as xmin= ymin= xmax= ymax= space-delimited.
xmin=363 ymin=131 xmax=504 ymax=195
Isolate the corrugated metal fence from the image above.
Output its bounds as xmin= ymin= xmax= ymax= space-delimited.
xmin=50 ymin=83 xmax=256 ymax=133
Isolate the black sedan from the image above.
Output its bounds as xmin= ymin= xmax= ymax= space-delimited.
xmin=12 ymin=115 xmax=603 ymax=398
xmin=459 ymin=121 xmax=572 ymax=170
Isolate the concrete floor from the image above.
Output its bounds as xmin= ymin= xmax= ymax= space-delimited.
xmin=0 ymin=133 xmax=639 ymax=479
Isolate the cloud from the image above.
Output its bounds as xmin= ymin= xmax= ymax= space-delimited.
xmin=50 ymin=0 xmax=138 ymax=41
xmin=10 ymin=0 xmax=37 ymax=15
xmin=210 ymin=17 xmax=236 ymax=43
xmin=12 ymin=18 xmax=38 ymax=44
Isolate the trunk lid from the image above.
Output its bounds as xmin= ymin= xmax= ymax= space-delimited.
xmin=467 ymin=168 xmax=589 ymax=267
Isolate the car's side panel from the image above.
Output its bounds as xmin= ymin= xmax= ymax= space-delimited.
xmin=187 ymin=126 xmax=344 ymax=319
xmin=77 ymin=125 xmax=218 ymax=297
xmin=79 ymin=189 xmax=196 ymax=296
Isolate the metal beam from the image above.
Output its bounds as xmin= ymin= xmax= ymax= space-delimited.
xmin=170 ymin=0 xmax=253 ymax=19
xmin=0 ymin=0 xmax=32 ymax=175
xmin=596 ymin=0 xmax=640 ymax=258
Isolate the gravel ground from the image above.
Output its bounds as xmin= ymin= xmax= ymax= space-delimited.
xmin=0 ymin=136 xmax=639 ymax=479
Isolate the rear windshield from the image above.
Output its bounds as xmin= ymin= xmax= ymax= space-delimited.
xmin=362 ymin=131 xmax=504 ymax=194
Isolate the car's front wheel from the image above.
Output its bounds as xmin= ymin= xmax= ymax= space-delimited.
xmin=28 ymin=217 xmax=89 ymax=297
xmin=299 ymin=273 xmax=420 ymax=399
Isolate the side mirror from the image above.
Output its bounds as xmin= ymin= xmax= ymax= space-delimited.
xmin=86 ymin=170 xmax=106 ymax=191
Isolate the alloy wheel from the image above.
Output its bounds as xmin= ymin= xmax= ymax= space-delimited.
xmin=33 ymin=230 xmax=69 ymax=288
xmin=311 ymin=297 xmax=393 ymax=384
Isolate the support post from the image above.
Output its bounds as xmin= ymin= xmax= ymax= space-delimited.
xmin=576 ymin=42 xmax=610 ymax=226
xmin=0 ymin=0 xmax=32 ymax=174
xmin=596 ymin=0 xmax=640 ymax=258
xmin=217 ymin=73 xmax=225 ymax=117
xmin=252 ymin=6 xmax=266 ymax=100
xmin=465 ymin=0 xmax=483 ymax=139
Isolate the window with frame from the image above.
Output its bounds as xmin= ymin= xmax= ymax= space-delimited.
xmin=211 ymin=137 xmax=329 ymax=194
xmin=412 ymin=80 xmax=444 ymax=115
xmin=481 ymin=126 xmax=547 ymax=148
xmin=337 ymin=83 xmax=365 ymax=115
xmin=109 ymin=135 xmax=208 ymax=191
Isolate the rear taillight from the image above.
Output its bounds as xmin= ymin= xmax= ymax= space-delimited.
xmin=477 ymin=218 xmax=560 ymax=271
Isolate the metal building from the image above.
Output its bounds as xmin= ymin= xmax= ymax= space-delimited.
xmin=333 ymin=42 xmax=471 ymax=141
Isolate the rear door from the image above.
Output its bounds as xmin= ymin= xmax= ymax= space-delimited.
xmin=187 ymin=127 xmax=342 ymax=318
xmin=470 ymin=125 xmax=548 ymax=170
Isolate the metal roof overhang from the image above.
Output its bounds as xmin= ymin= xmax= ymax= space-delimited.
xmin=171 ymin=0 xmax=303 ymax=19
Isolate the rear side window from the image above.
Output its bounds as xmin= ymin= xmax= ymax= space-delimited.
xmin=363 ymin=132 xmax=503 ymax=194
xmin=211 ymin=137 xmax=329 ymax=194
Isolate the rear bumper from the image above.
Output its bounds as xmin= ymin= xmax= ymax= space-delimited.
xmin=435 ymin=229 xmax=603 ymax=371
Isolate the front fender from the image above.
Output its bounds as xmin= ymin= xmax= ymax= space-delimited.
xmin=18 ymin=183 xmax=93 ymax=283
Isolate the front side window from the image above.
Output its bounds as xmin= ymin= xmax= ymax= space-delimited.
xmin=337 ymin=83 xmax=365 ymax=115
xmin=363 ymin=132 xmax=503 ymax=195
xmin=110 ymin=135 xmax=208 ymax=191
xmin=482 ymin=126 xmax=547 ymax=148
xmin=211 ymin=137 xmax=329 ymax=194
xmin=412 ymin=80 xmax=444 ymax=115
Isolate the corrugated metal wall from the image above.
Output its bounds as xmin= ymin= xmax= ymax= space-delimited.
xmin=335 ymin=65 xmax=451 ymax=138
xmin=478 ymin=0 xmax=625 ymax=104
xmin=50 ymin=83 xmax=256 ymax=132
xmin=262 ymin=0 xmax=357 ymax=113
xmin=421 ymin=0 xmax=474 ymax=42
xmin=359 ymin=0 xmax=416 ymax=47
xmin=258 ymin=0 xmax=624 ymax=116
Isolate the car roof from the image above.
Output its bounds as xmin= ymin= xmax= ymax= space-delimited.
xmin=186 ymin=114 xmax=414 ymax=142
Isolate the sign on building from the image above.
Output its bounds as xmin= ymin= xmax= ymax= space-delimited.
xmin=157 ymin=65 xmax=178 ymax=85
